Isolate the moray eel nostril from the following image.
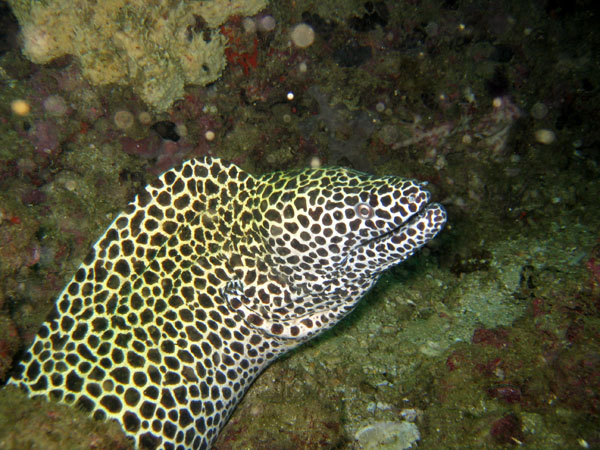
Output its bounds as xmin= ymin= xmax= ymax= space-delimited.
xmin=7 ymin=156 xmax=446 ymax=450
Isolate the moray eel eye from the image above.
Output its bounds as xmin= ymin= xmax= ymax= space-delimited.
xmin=355 ymin=202 xmax=373 ymax=219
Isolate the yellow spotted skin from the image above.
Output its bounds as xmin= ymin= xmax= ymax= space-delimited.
xmin=8 ymin=157 xmax=446 ymax=450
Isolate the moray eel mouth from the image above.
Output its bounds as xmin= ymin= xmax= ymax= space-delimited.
xmin=357 ymin=199 xmax=446 ymax=253
xmin=333 ymin=181 xmax=447 ymax=277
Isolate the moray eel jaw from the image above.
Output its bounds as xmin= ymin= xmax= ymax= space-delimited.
xmin=348 ymin=200 xmax=447 ymax=276
xmin=8 ymin=157 xmax=446 ymax=450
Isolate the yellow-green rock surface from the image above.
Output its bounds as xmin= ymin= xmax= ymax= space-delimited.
xmin=8 ymin=0 xmax=267 ymax=111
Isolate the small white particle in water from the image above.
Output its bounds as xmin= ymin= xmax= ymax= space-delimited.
xmin=11 ymin=99 xmax=30 ymax=116
xmin=138 ymin=111 xmax=152 ymax=125
xmin=492 ymin=97 xmax=503 ymax=108
xmin=43 ymin=95 xmax=68 ymax=116
xmin=205 ymin=130 xmax=215 ymax=141
xmin=258 ymin=15 xmax=276 ymax=32
xmin=530 ymin=102 xmax=548 ymax=120
xmin=310 ymin=156 xmax=321 ymax=168
xmin=286 ymin=91 xmax=294 ymax=101
xmin=291 ymin=23 xmax=315 ymax=48
xmin=425 ymin=21 xmax=438 ymax=36
xmin=298 ymin=62 xmax=308 ymax=73
xmin=534 ymin=128 xmax=556 ymax=144
xmin=375 ymin=102 xmax=385 ymax=112
xmin=113 ymin=110 xmax=135 ymax=130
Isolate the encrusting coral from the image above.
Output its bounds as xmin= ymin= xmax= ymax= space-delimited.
xmin=8 ymin=0 xmax=267 ymax=111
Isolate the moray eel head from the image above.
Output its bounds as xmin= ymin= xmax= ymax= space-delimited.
xmin=226 ymin=165 xmax=447 ymax=341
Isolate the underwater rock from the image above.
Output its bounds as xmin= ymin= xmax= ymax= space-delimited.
xmin=355 ymin=421 xmax=421 ymax=449
xmin=7 ymin=0 xmax=267 ymax=111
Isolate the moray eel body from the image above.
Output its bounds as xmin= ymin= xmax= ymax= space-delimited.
xmin=8 ymin=157 xmax=446 ymax=449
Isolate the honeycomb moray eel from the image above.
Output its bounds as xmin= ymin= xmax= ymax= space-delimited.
xmin=7 ymin=156 xmax=446 ymax=449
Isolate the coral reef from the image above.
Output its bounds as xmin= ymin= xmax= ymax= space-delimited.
xmin=1 ymin=0 xmax=599 ymax=448
xmin=8 ymin=0 xmax=267 ymax=111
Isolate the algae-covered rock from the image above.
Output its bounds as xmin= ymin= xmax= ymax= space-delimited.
xmin=355 ymin=421 xmax=420 ymax=450
xmin=0 ymin=316 xmax=19 ymax=381
xmin=0 ymin=385 xmax=133 ymax=450
xmin=7 ymin=0 xmax=267 ymax=111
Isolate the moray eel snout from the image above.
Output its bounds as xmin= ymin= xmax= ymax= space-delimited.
xmin=350 ymin=182 xmax=447 ymax=274
xmin=8 ymin=157 xmax=446 ymax=450
xmin=257 ymin=168 xmax=446 ymax=289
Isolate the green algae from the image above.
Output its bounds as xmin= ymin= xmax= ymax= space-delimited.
xmin=0 ymin=386 xmax=132 ymax=450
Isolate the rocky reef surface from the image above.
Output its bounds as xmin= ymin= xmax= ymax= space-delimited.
xmin=8 ymin=0 xmax=267 ymax=111
xmin=0 ymin=0 xmax=599 ymax=448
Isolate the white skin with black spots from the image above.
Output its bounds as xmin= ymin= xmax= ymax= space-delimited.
xmin=8 ymin=157 xmax=446 ymax=450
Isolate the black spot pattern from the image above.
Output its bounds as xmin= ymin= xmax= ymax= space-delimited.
xmin=8 ymin=156 xmax=446 ymax=450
